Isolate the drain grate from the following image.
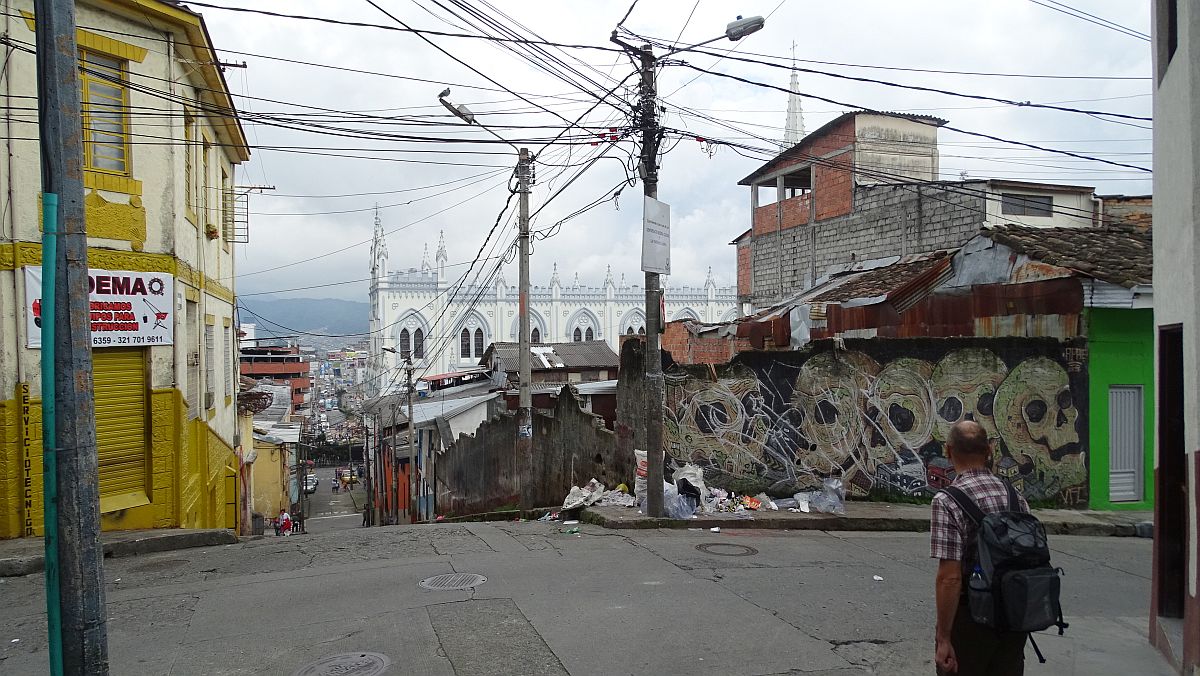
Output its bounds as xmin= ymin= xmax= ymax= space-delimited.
xmin=695 ymin=542 xmax=759 ymax=557
xmin=419 ymin=572 xmax=487 ymax=591
xmin=291 ymin=652 xmax=391 ymax=676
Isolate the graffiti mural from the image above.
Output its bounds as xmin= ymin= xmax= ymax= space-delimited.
xmin=663 ymin=339 xmax=1088 ymax=506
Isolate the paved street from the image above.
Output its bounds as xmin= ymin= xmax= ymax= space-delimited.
xmin=0 ymin=523 xmax=1168 ymax=675
xmin=301 ymin=467 xmax=367 ymax=535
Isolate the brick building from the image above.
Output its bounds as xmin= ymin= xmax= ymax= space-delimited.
xmin=734 ymin=111 xmax=1099 ymax=312
xmin=239 ymin=340 xmax=311 ymax=410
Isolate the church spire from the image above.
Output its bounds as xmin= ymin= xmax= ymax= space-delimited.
xmin=783 ymin=42 xmax=805 ymax=149
xmin=421 ymin=243 xmax=431 ymax=272
xmin=370 ymin=205 xmax=388 ymax=280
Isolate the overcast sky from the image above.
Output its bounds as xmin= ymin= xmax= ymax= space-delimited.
xmin=199 ymin=1 xmax=1153 ymax=302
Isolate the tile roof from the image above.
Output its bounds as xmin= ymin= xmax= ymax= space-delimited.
xmin=484 ymin=341 xmax=619 ymax=373
xmin=983 ymin=224 xmax=1152 ymax=288
xmin=810 ymin=251 xmax=954 ymax=304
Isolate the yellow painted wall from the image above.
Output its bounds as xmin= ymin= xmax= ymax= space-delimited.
xmin=250 ymin=439 xmax=289 ymax=517
xmin=0 ymin=384 xmax=236 ymax=539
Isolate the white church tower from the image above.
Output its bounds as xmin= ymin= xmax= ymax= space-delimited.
xmin=782 ymin=44 xmax=806 ymax=150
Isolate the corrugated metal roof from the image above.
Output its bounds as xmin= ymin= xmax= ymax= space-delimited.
xmin=483 ymin=341 xmax=618 ymax=373
xmin=403 ymin=392 xmax=498 ymax=427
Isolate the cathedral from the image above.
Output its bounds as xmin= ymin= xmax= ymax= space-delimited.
xmin=367 ymin=217 xmax=737 ymax=394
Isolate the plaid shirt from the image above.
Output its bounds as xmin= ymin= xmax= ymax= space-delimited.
xmin=930 ymin=468 xmax=1030 ymax=561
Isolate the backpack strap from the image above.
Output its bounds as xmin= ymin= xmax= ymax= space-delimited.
xmin=942 ymin=486 xmax=986 ymax=525
xmin=1004 ymin=481 xmax=1021 ymax=512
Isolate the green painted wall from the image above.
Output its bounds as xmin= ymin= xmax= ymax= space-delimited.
xmin=1087 ymin=308 xmax=1155 ymax=511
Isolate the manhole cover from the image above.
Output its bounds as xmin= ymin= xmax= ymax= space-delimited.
xmin=695 ymin=543 xmax=759 ymax=557
xmin=419 ymin=572 xmax=487 ymax=591
xmin=291 ymin=652 xmax=391 ymax=676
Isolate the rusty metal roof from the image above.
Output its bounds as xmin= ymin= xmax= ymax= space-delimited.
xmin=810 ymin=252 xmax=954 ymax=304
xmin=983 ymin=224 xmax=1152 ymax=288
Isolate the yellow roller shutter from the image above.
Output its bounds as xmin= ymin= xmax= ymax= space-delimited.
xmin=93 ymin=348 xmax=148 ymax=498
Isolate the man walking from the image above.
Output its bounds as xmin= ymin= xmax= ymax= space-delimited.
xmin=931 ymin=420 xmax=1030 ymax=675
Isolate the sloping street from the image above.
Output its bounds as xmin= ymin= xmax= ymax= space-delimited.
xmin=0 ymin=523 xmax=1166 ymax=675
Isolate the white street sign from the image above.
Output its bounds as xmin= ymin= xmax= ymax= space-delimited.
xmin=641 ymin=196 xmax=671 ymax=274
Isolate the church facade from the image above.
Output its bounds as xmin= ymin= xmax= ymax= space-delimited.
xmin=367 ymin=219 xmax=737 ymax=394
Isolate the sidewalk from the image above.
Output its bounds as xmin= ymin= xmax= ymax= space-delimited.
xmin=0 ymin=528 xmax=238 ymax=577
xmin=581 ymin=501 xmax=1153 ymax=536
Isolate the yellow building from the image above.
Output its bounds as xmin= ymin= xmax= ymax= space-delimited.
xmin=236 ymin=381 xmax=295 ymax=533
xmin=0 ymin=0 xmax=248 ymax=538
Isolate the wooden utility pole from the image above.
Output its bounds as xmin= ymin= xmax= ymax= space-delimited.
xmin=515 ymin=148 xmax=533 ymax=509
xmin=33 ymin=0 xmax=109 ymax=671
xmin=406 ymin=358 xmax=416 ymax=522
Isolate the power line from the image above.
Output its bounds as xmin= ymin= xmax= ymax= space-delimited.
xmin=1028 ymin=0 xmax=1150 ymax=41
xmin=670 ymin=63 xmax=1152 ymax=173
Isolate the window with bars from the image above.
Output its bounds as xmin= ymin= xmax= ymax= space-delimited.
xmin=473 ymin=328 xmax=484 ymax=357
xmin=460 ymin=329 xmax=470 ymax=358
xmin=225 ymin=325 xmax=234 ymax=400
xmin=80 ymin=51 xmax=130 ymax=175
xmin=414 ymin=328 xmax=424 ymax=358
xmin=204 ymin=324 xmax=215 ymax=406
xmin=221 ymin=170 xmax=233 ymax=241
xmin=184 ymin=108 xmax=194 ymax=213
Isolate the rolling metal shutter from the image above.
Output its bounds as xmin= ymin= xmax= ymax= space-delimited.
xmin=93 ymin=348 xmax=148 ymax=497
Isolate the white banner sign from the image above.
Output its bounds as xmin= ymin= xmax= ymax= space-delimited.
xmin=641 ymin=196 xmax=671 ymax=274
xmin=24 ymin=266 xmax=174 ymax=349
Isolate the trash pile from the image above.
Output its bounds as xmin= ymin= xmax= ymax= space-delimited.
xmin=559 ymin=457 xmax=848 ymax=521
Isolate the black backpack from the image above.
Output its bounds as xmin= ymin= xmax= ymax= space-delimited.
xmin=943 ymin=483 xmax=1068 ymax=663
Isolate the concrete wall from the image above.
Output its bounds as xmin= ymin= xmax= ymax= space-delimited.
xmin=1151 ymin=0 xmax=1200 ymax=670
xmin=660 ymin=338 xmax=1089 ymax=506
xmin=435 ymin=387 xmax=630 ymax=516
xmin=750 ymin=183 xmax=988 ymax=305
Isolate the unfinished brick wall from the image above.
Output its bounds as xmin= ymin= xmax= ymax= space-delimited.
xmin=737 ymin=244 xmax=752 ymax=297
xmin=662 ymin=321 xmax=754 ymax=366
xmin=749 ymin=182 xmax=989 ymax=306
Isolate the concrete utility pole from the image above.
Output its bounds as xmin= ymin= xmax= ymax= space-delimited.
xmin=363 ymin=419 xmax=373 ymax=526
xmin=636 ymin=44 xmax=666 ymax=518
xmin=516 ymin=148 xmax=534 ymax=509
xmin=389 ymin=396 xmax=398 ymax=525
xmin=406 ymin=357 xmax=415 ymax=523
xmin=34 ymin=0 xmax=109 ymax=672
xmin=613 ymin=17 xmax=765 ymax=519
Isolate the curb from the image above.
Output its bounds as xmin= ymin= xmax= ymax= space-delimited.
xmin=580 ymin=509 xmax=1137 ymax=537
xmin=0 ymin=529 xmax=239 ymax=578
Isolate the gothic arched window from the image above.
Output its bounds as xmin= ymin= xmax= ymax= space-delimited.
xmin=398 ymin=328 xmax=411 ymax=359
xmin=460 ymin=329 xmax=470 ymax=358
xmin=473 ymin=328 xmax=484 ymax=357
xmin=638 ymin=326 xmax=645 ymax=335
xmin=626 ymin=327 xmax=634 ymax=335
xmin=585 ymin=327 xmax=594 ymax=341
xmin=413 ymin=328 xmax=424 ymax=359
xmin=573 ymin=327 xmax=582 ymax=342
xmin=531 ymin=327 xmax=541 ymax=344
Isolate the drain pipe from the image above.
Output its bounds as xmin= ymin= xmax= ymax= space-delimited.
xmin=40 ymin=192 xmax=63 ymax=676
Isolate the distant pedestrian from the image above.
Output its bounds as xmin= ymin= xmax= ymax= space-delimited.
xmin=332 ymin=480 xmax=339 ymax=493
xmin=931 ymin=420 xmax=1030 ymax=675
xmin=361 ymin=503 xmax=370 ymax=527
xmin=278 ymin=509 xmax=292 ymax=536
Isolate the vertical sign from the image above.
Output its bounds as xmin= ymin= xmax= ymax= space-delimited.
xmin=641 ymin=196 xmax=671 ymax=274
xmin=19 ymin=383 xmax=35 ymax=536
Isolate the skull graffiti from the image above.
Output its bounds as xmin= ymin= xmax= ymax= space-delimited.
xmin=791 ymin=350 xmax=879 ymax=474
xmin=665 ymin=366 xmax=769 ymax=476
xmin=867 ymin=357 xmax=936 ymax=460
xmin=994 ymin=356 xmax=1081 ymax=463
xmin=931 ymin=348 xmax=1009 ymax=442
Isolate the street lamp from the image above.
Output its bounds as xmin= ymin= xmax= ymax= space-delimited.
xmin=438 ymin=91 xmax=534 ymax=512
xmin=611 ymin=16 xmax=766 ymax=518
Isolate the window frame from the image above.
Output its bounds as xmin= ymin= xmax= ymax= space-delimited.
xmin=79 ymin=49 xmax=131 ymax=177
xmin=413 ymin=328 xmax=424 ymax=359
xmin=573 ymin=327 xmax=582 ymax=342
xmin=473 ymin=328 xmax=484 ymax=357
xmin=1000 ymin=192 xmax=1053 ymax=218
xmin=460 ymin=329 xmax=471 ymax=358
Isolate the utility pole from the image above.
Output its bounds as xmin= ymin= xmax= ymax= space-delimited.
xmin=515 ymin=148 xmax=533 ymax=510
xmin=390 ymin=396 xmax=398 ymax=525
xmin=363 ymin=418 xmax=373 ymax=526
xmin=34 ymin=0 xmax=109 ymax=672
xmin=637 ymin=44 xmax=665 ymax=518
xmin=406 ymin=358 xmax=416 ymax=523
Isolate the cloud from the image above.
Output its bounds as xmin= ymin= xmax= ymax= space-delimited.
xmin=191 ymin=1 xmax=1150 ymax=305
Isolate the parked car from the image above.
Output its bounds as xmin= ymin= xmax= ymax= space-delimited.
xmin=303 ymin=476 xmax=318 ymax=494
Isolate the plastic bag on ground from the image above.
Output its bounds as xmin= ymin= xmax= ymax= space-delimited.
xmin=634 ymin=449 xmax=648 ymax=506
xmin=793 ymin=492 xmax=813 ymax=513
xmin=809 ymin=478 xmax=846 ymax=515
xmin=664 ymin=481 xmax=699 ymax=519
xmin=562 ymin=478 xmax=606 ymax=510
xmin=673 ymin=463 xmax=711 ymax=513
xmin=562 ymin=486 xmax=589 ymax=510
xmin=581 ymin=478 xmax=606 ymax=506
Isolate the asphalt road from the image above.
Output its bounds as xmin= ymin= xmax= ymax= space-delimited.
xmin=300 ymin=467 xmax=367 ymax=534
xmin=0 ymin=524 xmax=1169 ymax=675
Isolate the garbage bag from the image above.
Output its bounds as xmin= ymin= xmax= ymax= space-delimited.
xmin=663 ymin=481 xmax=699 ymax=519
xmin=673 ymin=463 xmax=711 ymax=513
xmin=810 ymin=478 xmax=846 ymax=515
